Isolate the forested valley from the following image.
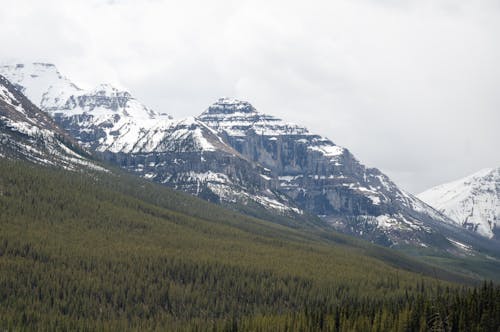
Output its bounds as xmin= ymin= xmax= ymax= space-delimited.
xmin=0 ymin=160 xmax=499 ymax=331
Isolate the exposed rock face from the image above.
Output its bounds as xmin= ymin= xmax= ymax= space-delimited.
xmin=0 ymin=63 xmax=170 ymax=152
xmin=0 ymin=75 xmax=101 ymax=171
xmin=49 ymin=84 xmax=170 ymax=153
xmin=0 ymin=64 xmax=297 ymax=215
xmin=5 ymin=64 xmax=495 ymax=250
xmin=198 ymin=98 xmax=451 ymax=246
xmin=101 ymin=117 xmax=296 ymax=212
xmin=419 ymin=168 xmax=500 ymax=239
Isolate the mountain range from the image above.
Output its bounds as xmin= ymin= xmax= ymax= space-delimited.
xmin=1 ymin=62 xmax=499 ymax=256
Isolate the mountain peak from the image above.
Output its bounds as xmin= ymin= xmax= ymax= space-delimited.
xmin=418 ymin=167 xmax=500 ymax=239
xmin=0 ymin=62 xmax=81 ymax=109
xmin=198 ymin=98 xmax=312 ymax=138
xmin=1 ymin=62 xmax=65 ymax=80
xmin=91 ymin=83 xmax=131 ymax=98
xmin=203 ymin=97 xmax=257 ymax=116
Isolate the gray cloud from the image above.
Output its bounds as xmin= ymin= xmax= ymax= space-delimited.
xmin=2 ymin=0 xmax=499 ymax=193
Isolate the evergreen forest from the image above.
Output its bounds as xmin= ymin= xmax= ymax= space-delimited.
xmin=0 ymin=160 xmax=499 ymax=331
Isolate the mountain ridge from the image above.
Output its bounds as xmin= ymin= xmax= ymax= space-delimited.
xmin=418 ymin=167 xmax=500 ymax=239
xmin=0 ymin=63 xmax=303 ymax=216
xmin=197 ymin=97 xmax=458 ymax=248
xmin=1 ymin=63 xmax=497 ymax=253
xmin=0 ymin=74 xmax=102 ymax=171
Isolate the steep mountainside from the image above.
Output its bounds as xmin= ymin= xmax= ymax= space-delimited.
xmin=103 ymin=116 xmax=298 ymax=213
xmin=0 ymin=63 xmax=171 ymax=152
xmin=198 ymin=98 xmax=464 ymax=247
xmin=0 ymin=63 xmax=81 ymax=110
xmin=4 ymin=63 xmax=498 ymax=251
xmin=0 ymin=63 xmax=298 ymax=215
xmin=0 ymin=74 xmax=101 ymax=171
xmin=419 ymin=168 xmax=500 ymax=239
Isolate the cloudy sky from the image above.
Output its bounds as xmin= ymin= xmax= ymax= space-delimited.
xmin=2 ymin=0 xmax=499 ymax=193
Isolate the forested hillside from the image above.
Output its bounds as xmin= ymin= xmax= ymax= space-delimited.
xmin=0 ymin=160 xmax=499 ymax=331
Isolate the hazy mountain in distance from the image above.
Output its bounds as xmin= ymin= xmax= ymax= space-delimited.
xmin=419 ymin=168 xmax=500 ymax=239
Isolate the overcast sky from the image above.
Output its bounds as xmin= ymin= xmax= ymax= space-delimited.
xmin=2 ymin=0 xmax=500 ymax=193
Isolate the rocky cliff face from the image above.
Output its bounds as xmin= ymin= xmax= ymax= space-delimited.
xmin=198 ymin=98 xmax=451 ymax=246
xmin=0 ymin=63 xmax=171 ymax=152
xmin=0 ymin=64 xmax=298 ymax=215
xmin=49 ymin=84 xmax=173 ymax=153
xmin=4 ymin=63 xmax=494 ymax=250
xmin=101 ymin=116 xmax=297 ymax=212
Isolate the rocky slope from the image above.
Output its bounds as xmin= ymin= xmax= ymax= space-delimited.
xmin=0 ymin=64 xmax=297 ymax=215
xmin=198 ymin=98 xmax=457 ymax=247
xmin=0 ymin=63 xmax=171 ymax=152
xmin=0 ymin=74 xmax=101 ymax=171
xmin=103 ymin=116 xmax=297 ymax=213
xmin=4 ymin=63 xmax=497 ymax=251
xmin=418 ymin=168 xmax=500 ymax=239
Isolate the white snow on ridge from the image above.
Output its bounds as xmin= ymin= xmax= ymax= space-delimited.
xmin=418 ymin=168 xmax=500 ymax=238
xmin=199 ymin=98 xmax=348 ymax=163
xmin=0 ymin=78 xmax=104 ymax=172
xmin=185 ymin=171 xmax=231 ymax=184
xmin=307 ymin=144 xmax=344 ymax=158
xmin=198 ymin=98 xmax=312 ymax=137
xmin=376 ymin=215 xmax=399 ymax=229
xmin=0 ymin=84 xmax=27 ymax=116
xmin=419 ymin=168 xmax=493 ymax=208
xmin=126 ymin=117 xmax=217 ymax=154
xmin=166 ymin=169 xmax=300 ymax=215
xmin=0 ymin=63 xmax=81 ymax=109
xmin=57 ymin=84 xmax=158 ymax=119
xmin=374 ymin=214 xmax=426 ymax=232
xmin=210 ymin=97 xmax=253 ymax=111
xmin=0 ymin=63 xmax=174 ymax=154
xmin=1 ymin=115 xmax=52 ymax=139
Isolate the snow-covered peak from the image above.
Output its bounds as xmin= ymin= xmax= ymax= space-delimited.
xmin=0 ymin=63 xmax=81 ymax=110
xmin=203 ymin=97 xmax=257 ymax=115
xmin=198 ymin=98 xmax=348 ymax=162
xmin=0 ymin=63 xmax=169 ymax=120
xmin=58 ymin=83 xmax=158 ymax=120
xmin=418 ymin=168 xmax=500 ymax=238
xmin=198 ymin=97 xmax=311 ymax=137
xmin=90 ymin=83 xmax=131 ymax=98
xmin=0 ymin=62 xmax=174 ymax=152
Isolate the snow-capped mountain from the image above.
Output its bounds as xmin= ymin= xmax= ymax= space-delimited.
xmin=0 ymin=64 xmax=298 ymax=215
xmin=0 ymin=63 xmax=81 ymax=110
xmin=104 ymin=116 xmax=298 ymax=213
xmin=5 ymin=63 xmax=497 ymax=251
xmin=0 ymin=74 xmax=101 ymax=171
xmin=418 ymin=168 xmax=500 ymax=239
xmin=198 ymin=98 xmax=456 ymax=246
xmin=0 ymin=63 xmax=171 ymax=152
